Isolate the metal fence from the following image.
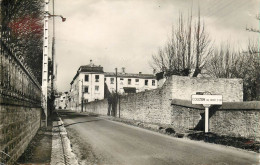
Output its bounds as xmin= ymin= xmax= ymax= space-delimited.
xmin=0 ymin=27 xmax=42 ymax=107
xmin=0 ymin=26 xmax=43 ymax=164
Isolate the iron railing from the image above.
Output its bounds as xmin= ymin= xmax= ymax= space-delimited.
xmin=0 ymin=27 xmax=42 ymax=107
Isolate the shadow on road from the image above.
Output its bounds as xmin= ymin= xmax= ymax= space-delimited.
xmin=55 ymin=110 xmax=99 ymax=119
xmin=64 ymin=120 xmax=101 ymax=127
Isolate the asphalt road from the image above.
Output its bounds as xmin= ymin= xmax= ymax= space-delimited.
xmin=58 ymin=110 xmax=259 ymax=165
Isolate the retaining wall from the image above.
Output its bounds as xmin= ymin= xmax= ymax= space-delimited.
xmin=171 ymin=100 xmax=260 ymax=140
xmin=83 ymin=99 xmax=109 ymax=115
xmin=119 ymin=77 xmax=173 ymax=124
xmin=0 ymin=105 xmax=41 ymax=163
xmin=83 ymin=75 xmax=260 ymax=140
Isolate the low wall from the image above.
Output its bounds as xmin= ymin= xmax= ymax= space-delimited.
xmin=0 ymin=105 xmax=42 ymax=163
xmin=171 ymin=100 xmax=260 ymax=140
xmin=119 ymin=77 xmax=173 ymax=125
xmin=84 ymin=99 xmax=109 ymax=115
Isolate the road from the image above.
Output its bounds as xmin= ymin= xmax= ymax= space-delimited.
xmin=58 ymin=110 xmax=259 ymax=165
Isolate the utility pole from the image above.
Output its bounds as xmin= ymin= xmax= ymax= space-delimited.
xmin=42 ymin=0 xmax=66 ymax=126
xmin=115 ymin=68 xmax=118 ymax=96
xmin=115 ymin=68 xmax=118 ymax=117
xmin=81 ymin=79 xmax=84 ymax=112
xmin=49 ymin=0 xmax=56 ymax=118
xmin=51 ymin=0 xmax=55 ymax=94
xmin=42 ymin=0 xmax=49 ymax=127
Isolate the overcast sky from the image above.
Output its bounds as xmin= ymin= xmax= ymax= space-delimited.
xmin=53 ymin=0 xmax=259 ymax=92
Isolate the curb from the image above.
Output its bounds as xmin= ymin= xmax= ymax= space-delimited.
xmin=50 ymin=117 xmax=79 ymax=165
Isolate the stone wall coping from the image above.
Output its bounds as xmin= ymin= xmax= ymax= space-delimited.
xmin=171 ymin=99 xmax=260 ymax=110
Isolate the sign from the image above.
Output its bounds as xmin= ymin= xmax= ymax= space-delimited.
xmin=192 ymin=95 xmax=223 ymax=105
xmin=191 ymin=93 xmax=223 ymax=133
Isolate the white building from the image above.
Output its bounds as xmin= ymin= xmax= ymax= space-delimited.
xmin=54 ymin=92 xmax=69 ymax=109
xmin=105 ymin=68 xmax=157 ymax=94
xmin=69 ymin=61 xmax=104 ymax=111
xmin=69 ymin=62 xmax=158 ymax=111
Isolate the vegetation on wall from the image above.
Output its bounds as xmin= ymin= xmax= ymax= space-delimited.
xmin=1 ymin=0 xmax=44 ymax=83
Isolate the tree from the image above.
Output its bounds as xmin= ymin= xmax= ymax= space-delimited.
xmin=246 ymin=14 xmax=260 ymax=33
xmin=206 ymin=41 xmax=260 ymax=101
xmin=1 ymin=0 xmax=44 ymax=83
xmin=150 ymin=9 xmax=213 ymax=77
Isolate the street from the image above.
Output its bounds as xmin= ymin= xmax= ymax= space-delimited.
xmin=58 ymin=110 xmax=259 ymax=165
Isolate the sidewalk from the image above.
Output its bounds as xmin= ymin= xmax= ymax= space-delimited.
xmin=17 ymin=120 xmax=52 ymax=164
xmin=17 ymin=112 xmax=78 ymax=165
xmin=51 ymin=114 xmax=78 ymax=165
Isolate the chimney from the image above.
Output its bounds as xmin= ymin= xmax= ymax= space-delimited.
xmin=122 ymin=67 xmax=126 ymax=74
xmin=90 ymin=59 xmax=93 ymax=66
xmin=139 ymin=72 xmax=142 ymax=75
xmin=153 ymin=69 xmax=156 ymax=75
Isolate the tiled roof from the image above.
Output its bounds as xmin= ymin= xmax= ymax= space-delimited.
xmin=79 ymin=65 xmax=104 ymax=73
xmin=104 ymin=72 xmax=155 ymax=79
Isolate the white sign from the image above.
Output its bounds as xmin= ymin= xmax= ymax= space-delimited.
xmin=191 ymin=95 xmax=223 ymax=105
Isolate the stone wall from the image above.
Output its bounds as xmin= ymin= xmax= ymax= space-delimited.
xmin=0 ymin=105 xmax=42 ymax=163
xmin=118 ymin=77 xmax=173 ymax=124
xmin=209 ymin=102 xmax=260 ymax=139
xmin=171 ymin=100 xmax=260 ymax=140
xmin=84 ymin=99 xmax=109 ymax=115
xmin=170 ymin=75 xmax=243 ymax=102
xmin=81 ymin=75 xmax=259 ymax=140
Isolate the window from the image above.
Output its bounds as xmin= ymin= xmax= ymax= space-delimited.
xmin=85 ymin=75 xmax=89 ymax=82
xmin=95 ymin=75 xmax=99 ymax=82
xmin=135 ymin=79 xmax=139 ymax=83
xmin=84 ymin=99 xmax=88 ymax=103
xmin=120 ymin=78 xmax=124 ymax=81
xmin=84 ymin=86 xmax=89 ymax=93
xmin=95 ymin=86 xmax=99 ymax=92
xmin=152 ymin=80 xmax=155 ymax=86
xmin=145 ymin=80 xmax=148 ymax=86
xmin=128 ymin=79 xmax=131 ymax=85
xmin=105 ymin=78 xmax=106 ymax=81
xmin=110 ymin=78 xmax=114 ymax=84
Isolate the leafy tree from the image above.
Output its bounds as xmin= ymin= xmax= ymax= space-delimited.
xmin=1 ymin=0 xmax=44 ymax=83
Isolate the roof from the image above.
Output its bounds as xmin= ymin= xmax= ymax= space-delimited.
xmin=70 ymin=64 xmax=104 ymax=85
xmin=80 ymin=64 xmax=104 ymax=73
xmin=105 ymin=72 xmax=156 ymax=79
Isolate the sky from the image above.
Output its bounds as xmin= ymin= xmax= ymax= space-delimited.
xmin=53 ymin=0 xmax=259 ymax=92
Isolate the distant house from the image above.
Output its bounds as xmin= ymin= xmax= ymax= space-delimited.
xmin=105 ymin=68 xmax=157 ymax=94
xmin=54 ymin=92 xmax=69 ymax=109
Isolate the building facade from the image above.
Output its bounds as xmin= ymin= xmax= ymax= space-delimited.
xmin=69 ymin=61 xmax=104 ymax=111
xmin=105 ymin=68 xmax=157 ymax=94
xmin=69 ymin=62 xmax=157 ymax=110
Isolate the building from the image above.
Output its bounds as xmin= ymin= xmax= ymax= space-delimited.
xmin=69 ymin=60 xmax=105 ymax=111
xmin=105 ymin=68 xmax=157 ymax=94
xmin=54 ymin=92 xmax=69 ymax=109
xmin=68 ymin=61 xmax=158 ymax=110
